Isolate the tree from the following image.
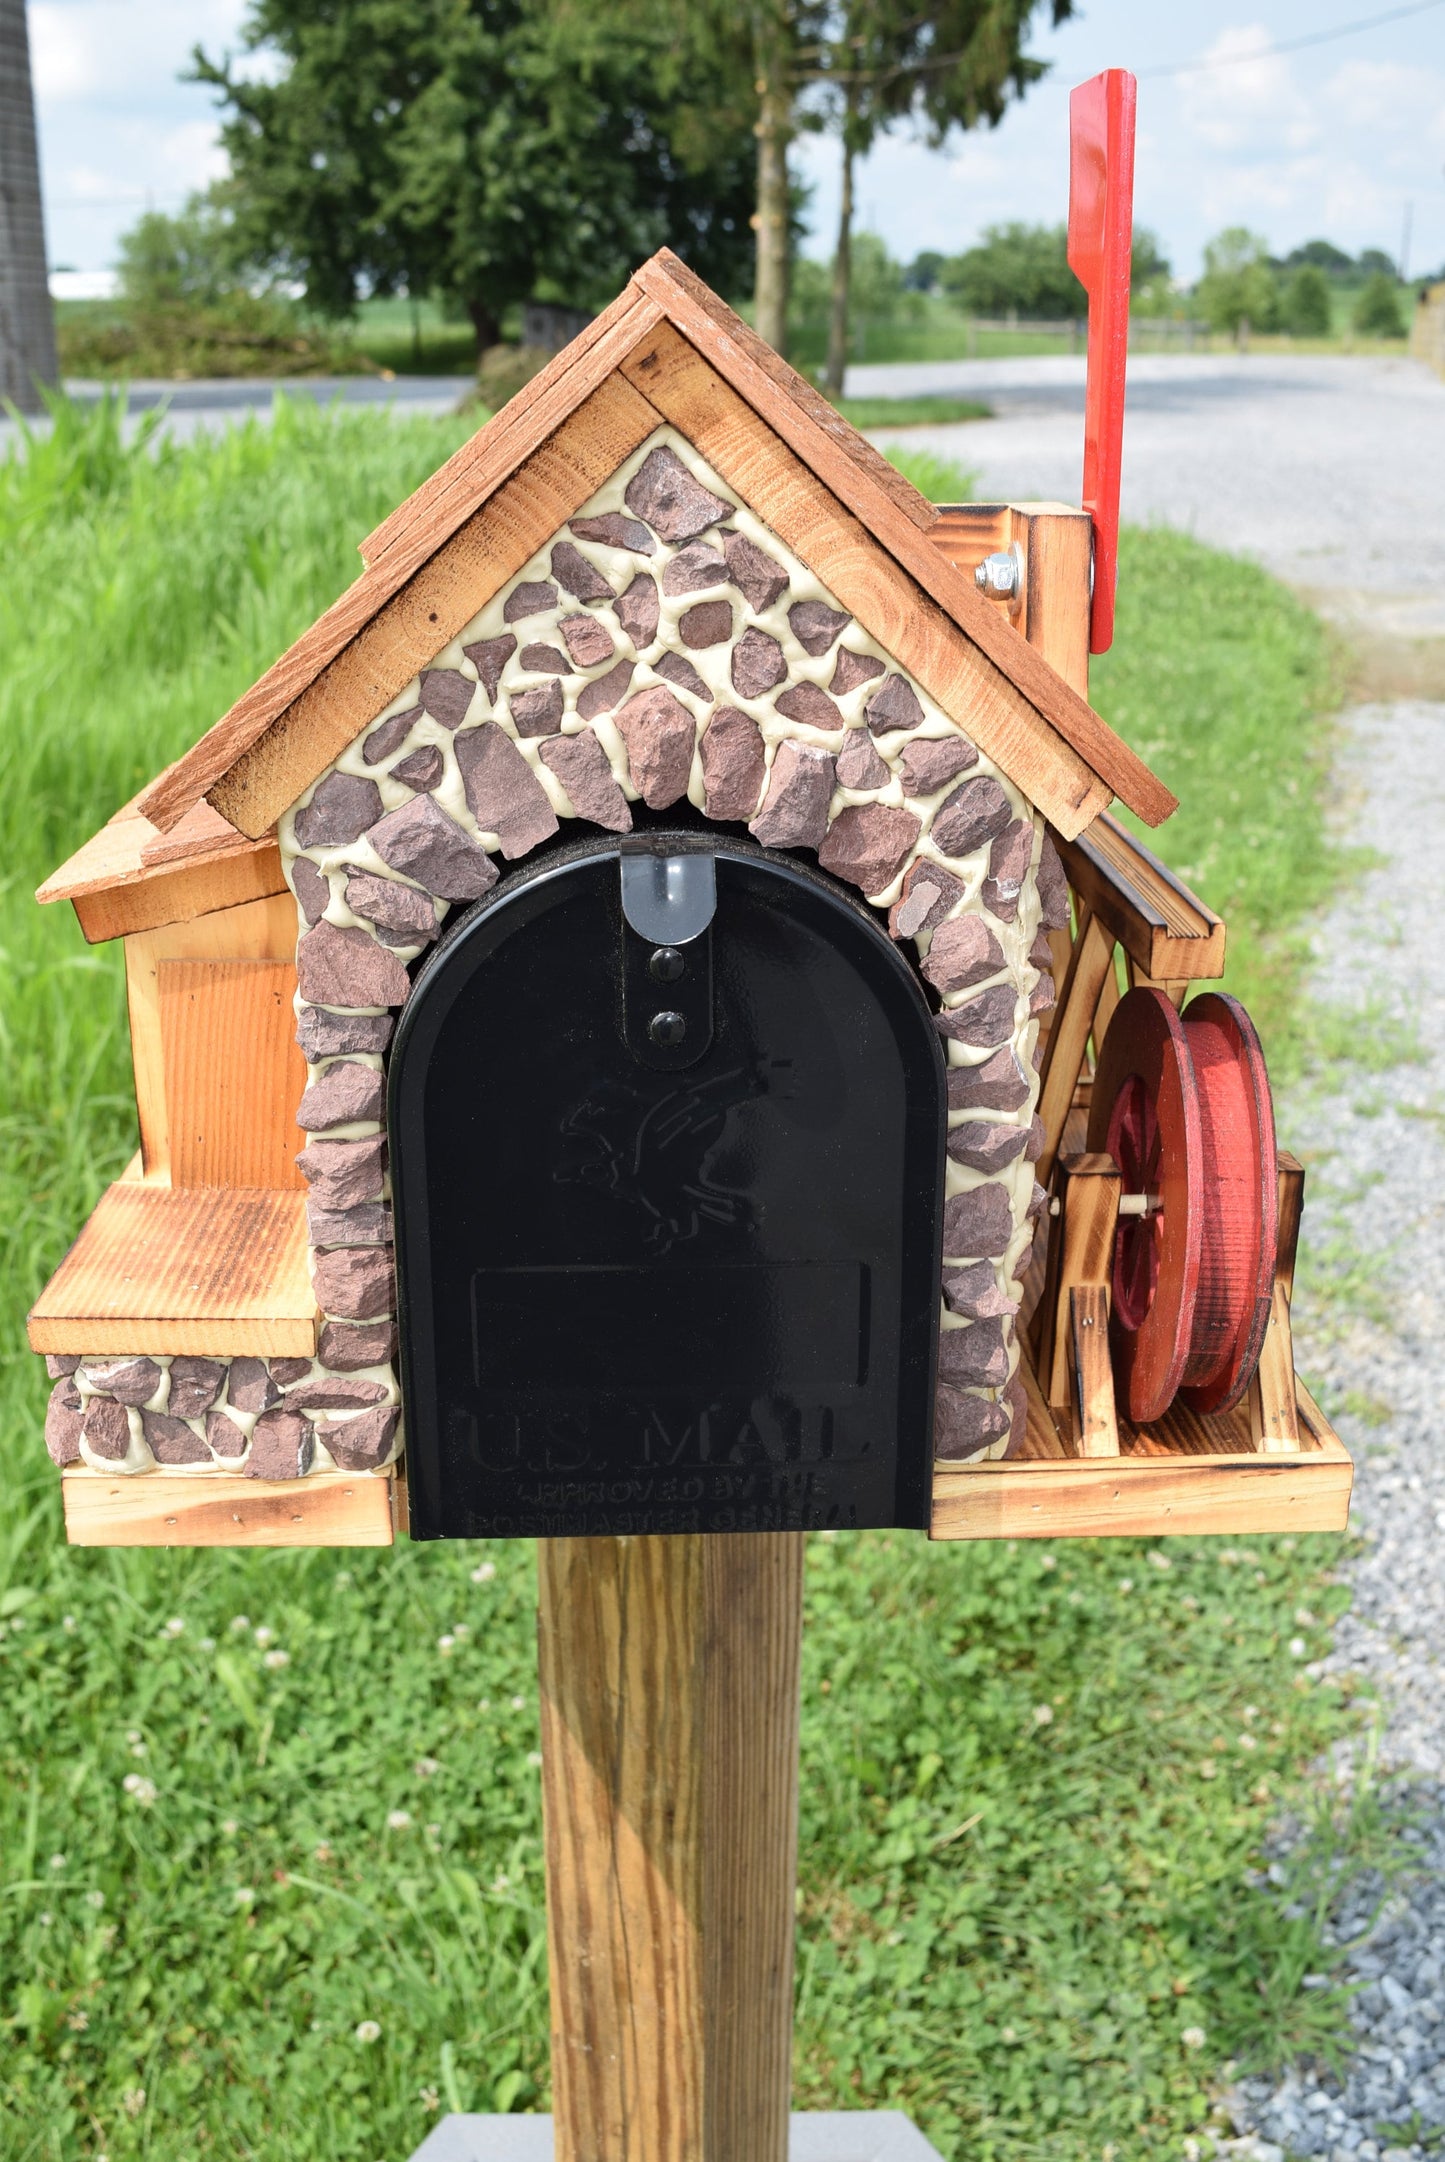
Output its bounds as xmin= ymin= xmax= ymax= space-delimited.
xmin=116 ymin=191 xmax=243 ymax=310
xmin=0 ymin=0 xmax=58 ymax=411
xmin=904 ymin=249 xmax=946 ymax=293
xmin=1357 ymin=247 xmax=1397 ymax=279
xmin=1284 ymin=238 xmax=1352 ymax=276
xmin=1282 ymin=264 xmax=1331 ymax=337
xmin=192 ymin=0 xmax=757 ymax=357
xmin=1353 ymin=272 xmax=1404 ymax=337
xmin=943 ymin=221 xmax=1080 ymax=316
xmin=1195 ymin=227 xmax=1278 ymax=341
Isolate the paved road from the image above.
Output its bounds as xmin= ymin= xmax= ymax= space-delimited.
xmin=0 ymin=371 xmax=469 ymax=446
xmin=850 ymin=351 xmax=1445 ymax=627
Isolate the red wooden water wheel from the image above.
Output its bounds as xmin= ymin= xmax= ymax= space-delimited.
xmin=1086 ymin=987 xmax=1278 ymax=1424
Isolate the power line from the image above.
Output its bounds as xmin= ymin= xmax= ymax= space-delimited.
xmin=1137 ymin=0 xmax=1445 ymax=81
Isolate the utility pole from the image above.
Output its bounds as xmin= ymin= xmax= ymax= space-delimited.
xmin=0 ymin=0 xmax=59 ymax=411
xmin=1400 ymin=199 xmax=1413 ymax=284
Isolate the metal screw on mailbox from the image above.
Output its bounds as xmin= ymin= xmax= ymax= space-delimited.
xmin=974 ymin=548 xmax=1022 ymax=610
xmin=648 ymin=1010 xmax=687 ymax=1046
xmin=649 ymin=946 xmax=685 ymax=983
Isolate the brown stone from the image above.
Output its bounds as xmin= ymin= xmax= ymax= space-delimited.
xmin=570 ymin=512 xmax=655 ymax=556
xmin=45 ymin=1379 xmax=83 ymax=1466
xmin=730 ymin=626 xmax=787 ymax=699
xmin=206 ymin=1410 xmax=247 ymax=1459
xmin=942 ymin=1182 xmax=1014 ymax=1260
xmin=749 ymin=742 xmax=835 ymax=850
xmin=941 ymin=1261 xmax=1019 ymax=1321
xmin=1028 ymin=928 xmax=1055 ymax=970
xmin=503 ymin=579 xmax=558 ymax=623
xmin=934 ymin=1384 xmax=1010 ymax=1461
xmin=679 ymin=599 xmax=733 ymax=648
xmin=307 ymin=1200 xmax=392 ymax=1248
xmin=900 ymin=735 xmax=979 ymax=796
xmin=293 ymin=772 xmax=384 ymax=849
xmin=775 ymin=681 xmax=843 ymax=732
xmin=362 ymin=706 xmax=423 ymax=764
xmin=1026 ymin=1113 xmax=1046 ymax=1161
xmin=291 ymin=855 xmax=329 ymax=925
xmin=418 ymin=668 xmax=475 ymax=729
xmin=80 ymin=1356 xmax=161 ymax=1406
xmin=701 ymin=708 xmax=766 ymax=822
xmin=788 ymin=600 xmax=850 ymax=655
xmin=889 ymin=860 xmax=965 ymax=940
xmin=297 ymin=1060 xmax=384 ymax=1132
xmin=938 ymin=1317 xmax=1010 ymax=1387
xmin=296 ymin=1008 xmax=393 ymax=1059
xmin=245 ymin=1406 xmax=314 ymax=1481
xmin=82 ymin=1396 xmax=131 ymax=1461
xmin=560 ymin=614 xmax=615 ymax=669
xmin=921 ymin=915 xmax=1005 ymax=995
xmin=934 ymin=984 xmax=1017 ymax=1047
xmin=455 ymin=724 xmax=560 ymax=858
xmin=614 ymin=573 xmax=660 ymax=648
xmin=463 ymin=634 xmax=517 ymax=704
xmin=297 ymin=921 xmax=411 ymax=1009
xmin=318 ymin=1404 xmax=400 ymax=1472
xmin=391 ymin=744 xmax=444 ymax=792
xmin=1037 ymin=829 xmax=1070 ymax=928
xmin=509 ymin=679 xmax=564 ymax=738
xmin=227 ymin=1356 xmax=282 ymax=1413
xmin=550 ymin=542 xmax=612 ymax=603
xmin=319 ymin=1319 xmax=398 ymax=1371
xmin=576 ymin=659 xmax=634 ymax=719
xmin=662 ymin=541 xmax=729 ymax=597
xmin=722 ymin=530 xmax=788 ymax=611
xmin=624 ymin=445 xmax=730 ymax=543
xmin=818 ymin=805 xmax=921 ymax=895
xmin=44 ymin=1354 xmax=80 ymax=1378
xmin=142 ymin=1411 xmax=210 ymax=1465
xmin=947 ymin=1120 xmax=1031 ymax=1173
xmin=830 ymin=648 xmax=886 ymax=696
xmin=947 ymin=1049 xmax=1031 ymax=1113
xmin=367 ymin=795 xmax=497 ymax=907
xmin=343 ymin=869 xmax=438 ymax=946
xmin=1028 ymin=973 xmax=1056 ymax=1017
xmin=539 ymin=730 xmax=633 ymax=833
xmin=287 ymin=1375 xmax=390 ymax=1412
xmin=654 ymin=650 xmax=711 ymax=703
xmin=835 ymin=730 xmax=888 ymax=791
xmin=519 ymin=642 xmax=570 ymax=675
xmin=1027 ymin=1179 xmax=1049 ymax=1222
xmin=269 ymin=1359 xmax=315 ymax=1386
xmin=615 ymin=686 xmax=697 ymax=808
xmin=864 ymin=674 xmax=926 ymax=737
xmin=167 ymin=1356 xmax=225 ymax=1418
xmin=295 ymin=1132 xmax=387 ymax=1211
xmin=931 ymin=775 xmax=1012 ymax=860
xmin=982 ymin=820 xmax=1034 ymax=923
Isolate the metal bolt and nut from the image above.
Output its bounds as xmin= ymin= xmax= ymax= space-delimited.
xmin=974 ymin=548 xmax=1023 ymax=608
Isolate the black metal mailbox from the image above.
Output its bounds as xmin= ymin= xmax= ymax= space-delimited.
xmin=390 ymin=833 xmax=944 ymax=1538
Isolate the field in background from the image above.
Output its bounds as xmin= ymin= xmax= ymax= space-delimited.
xmin=0 ymin=399 xmax=1358 ymax=2162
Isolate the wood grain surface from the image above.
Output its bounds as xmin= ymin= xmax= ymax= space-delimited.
xmin=159 ymin=958 xmax=307 ymax=1188
xmin=537 ymin=1533 xmax=802 ymax=2162
xmin=62 ymin=1467 xmax=397 ymax=1547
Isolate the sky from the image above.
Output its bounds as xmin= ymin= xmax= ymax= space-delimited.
xmin=27 ymin=0 xmax=1445 ymax=287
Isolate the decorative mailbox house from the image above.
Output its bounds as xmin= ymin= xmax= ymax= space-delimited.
xmin=29 ymin=248 xmax=1351 ymax=1551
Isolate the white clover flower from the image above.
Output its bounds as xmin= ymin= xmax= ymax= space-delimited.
xmin=1198 ymin=1760 xmax=1217 ymax=1780
xmin=229 ymin=1616 xmax=250 ymax=1634
xmin=233 ymin=1887 xmax=255 ymax=1907
xmin=1117 ymin=1578 xmax=1134 ymax=1593
xmin=38 ymin=1911 xmax=52 ymax=1927
xmin=253 ymin=1625 xmax=275 ymax=1648
xmin=61 ymin=1615 xmax=75 ymax=1632
xmin=527 ymin=1750 xmax=543 ymax=1768
xmin=1148 ymin=1551 xmax=1172 ymax=1571
xmin=162 ymin=1618 xmax=185 ymax=1638
xmin=122 ymin=1774 xmax=157 ymax=1805
xmin=199 ymin=1636 xmax=216 ymax=1651
xmin=1181 ymin=2025 xmax=1206 ymax=2050
xmin=335 ymin=1570 xmax=352 ymax=1586
xmin=86 ymin=1890 xmax=105 ymax=1910
xmin=263 ymin=1649 xmax=290 ymax=1670
xmin=1242 ymin=1704 xmax=1260 ymax=1721
xmin=48 ymin=1854 xmax=66 ymax=1871
xmin=125 ymin=1729 xmax=141 ymax=1744
xmin=510 ymin=1694 xmax=525 ymax=1711
xmin=1039 ymin=1554 xmax=1056 ymax=1571
xmin=1238 ymin=1734 xmax=1257 ymax=1752
xmin=452 ymin=1624 xmax=470 ymax=1640
xmin=121 ymin=2088 xmax=146 ymax=2117
xmin=1032 ymin=1704 xmax=1054 ymax=1726
xmin=355 ymin=2020 xmax=382 ymax=2044
xmin=1288 ymin=1636 xmax=1307 ymax=1658
xmin=129 ymin=1741 xmax=147 ymax=1758
xmin=221 ymin=1818 xmax=238 ymax=1835
xmin=470 ymin=1562 xmax=496 ymax=1583
xmin=387 ymin=1809 xmax=413 ymax=1831
xmin=420 ymin=2085 xmax=440 ymax=2110
xmin=477 ymin=1699 xmax=490 ymax=1712
xmin=414 ymin=1758 xmax=440 ymax=1780
xmin=437 ymin=1634 xmax=456 ymax=1655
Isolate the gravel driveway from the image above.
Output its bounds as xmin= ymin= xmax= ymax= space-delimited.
xmin=855 ymin=349 xmax=1445 ymax=2162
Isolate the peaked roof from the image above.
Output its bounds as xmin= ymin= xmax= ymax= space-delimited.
xmin=44 ymin=249 xmax=1175 ymax=916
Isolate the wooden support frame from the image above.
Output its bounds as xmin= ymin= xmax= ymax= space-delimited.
xmin=61 ymin=1466 xmax=400 ymax=1546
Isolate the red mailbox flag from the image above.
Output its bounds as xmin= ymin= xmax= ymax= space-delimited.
xmin=1068 ymin=68 xmax=1136 ymax=655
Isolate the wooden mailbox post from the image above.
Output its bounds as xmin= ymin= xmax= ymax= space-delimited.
xmin=26 ymin=239 xmax=1350 ymax=2161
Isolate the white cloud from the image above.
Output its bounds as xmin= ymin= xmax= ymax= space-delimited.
xmin=30 ymin=0 xmax=249 ymax=107
xmin=1177 ymin=25 xmax=1316 ymax=155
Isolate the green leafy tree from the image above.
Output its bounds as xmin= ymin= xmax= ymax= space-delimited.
xmin=1353 ymin=271 xmax=1404 ymax=337
xmin=940 ymin=220 xmax=1170 ymax=323
xmin=191 ymin=0 xmax=757 ymax=358
xmin=1196 ymin=227 xmax=1278 ymax=340
xmin=1284 ymin=238 xmax=1353 ymax=276
xmin=904 ymin=248 xmax=947 ymax=293
xmin=1282 ymin=264 xmax=1331 ymax=337
xmin=116 ymin=191 xmax=243 ymax=310
xmin=1357 ymin=247 xmax=1397 ymax=278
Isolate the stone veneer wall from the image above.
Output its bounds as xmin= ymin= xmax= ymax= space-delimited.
xmin=45 ymin=428 xmax=1069 ymax=1481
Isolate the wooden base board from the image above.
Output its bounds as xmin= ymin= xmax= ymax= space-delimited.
xmin=930 ymin=1363 xmax=1352 ymax=1541
xmin=62 ymin=1466 xmax=398 ymax=1547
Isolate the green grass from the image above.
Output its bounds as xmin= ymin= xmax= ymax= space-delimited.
xmin=835 ymin=396 xmax=991 ymax=429
xmin=0 ymin=398 xmax=1359 ymax=2160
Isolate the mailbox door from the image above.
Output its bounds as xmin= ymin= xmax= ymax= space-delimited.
xmin=390 ymin=834 xmax=944 ymax=1538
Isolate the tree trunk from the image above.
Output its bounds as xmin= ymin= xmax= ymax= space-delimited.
xmin=824 ymin=121 xmax=857 ymax=399
xmin=0 ymin=0 xmax=58 ymax=411
xmin=465 ymin=294 xmax=500 ymax=362
xmin=752 ymin=26 xmax=792 ymax=360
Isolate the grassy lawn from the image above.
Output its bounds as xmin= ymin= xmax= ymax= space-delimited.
xmin=836 ymin=396 xmax=991 ymax=429
xmin=0 ymin=399 xmax=1355 ymax=2162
